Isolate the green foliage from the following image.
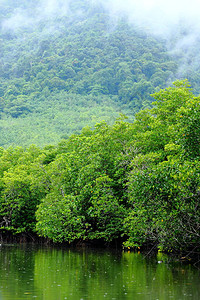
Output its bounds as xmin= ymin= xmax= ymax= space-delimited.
xmin=36 ymin=119 xmax=131 ymax=243
xmin=0 ymin=78 xmax=199 ymax=251
xmin=36 ymin=193 xmax=86 ymax=243
xmin=124 ymin=160 xmax=200 ymax=249
xmin=35 ymin=81 xmax=200 ymax=249
xmin=123 ymin=81 xmax=200 ymax=250
xmin=0 ymin=146 xmax=48 ymax=234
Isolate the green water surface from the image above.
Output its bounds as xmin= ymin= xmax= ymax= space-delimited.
xmin=0 ymin=244 xmax=199 ymax=299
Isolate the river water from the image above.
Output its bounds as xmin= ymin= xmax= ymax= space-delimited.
xmin=0 ymin=244 xmax=199 ymax=300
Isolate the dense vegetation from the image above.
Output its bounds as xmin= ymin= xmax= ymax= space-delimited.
xmin=0 ymin=81 xmax=199 ymax=252
xmin=0 ymin=0 xmax=199 ymax=252
xmin=0 ymin=0 xmax=193 ymax=147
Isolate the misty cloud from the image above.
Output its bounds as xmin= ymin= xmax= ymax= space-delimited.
xmin=38 ymin=0 xmax=69 ymax=17
xmin=98 ymin=0 xmax=200 ymax=75
xmin=2 ymin=8 xmax=34 ymax=30
xmin=100 ymin=0 xmax=200 ymax=36
xmin=2 ymin=0 xmax=200 ymax=36
xmin=1 ymin=0 xmax=70 ymax=32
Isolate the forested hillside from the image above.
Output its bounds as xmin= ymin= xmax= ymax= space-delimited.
xmin=0 ymin=0 xmax=191 ymax=147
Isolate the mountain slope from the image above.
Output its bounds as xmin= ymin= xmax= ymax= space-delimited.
xmin=0 ymin=0 xmax=197 ymax=147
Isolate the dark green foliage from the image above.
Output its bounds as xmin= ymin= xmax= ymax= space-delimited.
xmin=125 ymin=161 xmax=200 ymax=249
xmin=36 ymin=120 xmax=131 ymax=242
xmin=123 ymin=80 xmax=200 ymax=250
xmin=0 ymin=145 xmax=48 ymax=234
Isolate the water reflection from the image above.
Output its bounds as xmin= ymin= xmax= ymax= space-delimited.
xmin=0 ymin=244 xmax=199 ymax=299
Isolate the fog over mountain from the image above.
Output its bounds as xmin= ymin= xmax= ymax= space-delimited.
xmin=1 ymin=0 xmax=70 ymax=30
xmin=2 ymin=0 xmax=200 ymax=68
xmin=101 ymin=0 xmax=200 ymax=79
xmin=1 ymin=0 xmax=200 ymax=83
xmin=101 ymin=0 xmax=200 ymax=35
xmin=2 ymin=0 xmax=200 ymax=33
